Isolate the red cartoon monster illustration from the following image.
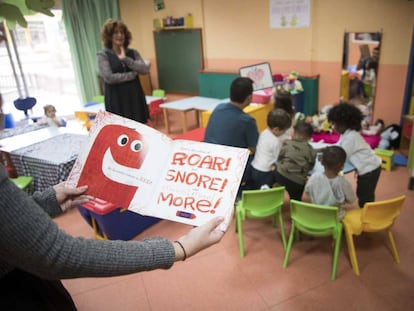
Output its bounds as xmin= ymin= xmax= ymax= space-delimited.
xmin=78 ymin=124 xmax=148 ymax=208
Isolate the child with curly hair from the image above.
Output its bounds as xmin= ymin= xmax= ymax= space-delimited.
xmin=327 ymin=102 xmax=381 ymax=207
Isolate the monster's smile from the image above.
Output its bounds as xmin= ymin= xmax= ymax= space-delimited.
xmin=102 ymin=148 xmax=142 ymax=186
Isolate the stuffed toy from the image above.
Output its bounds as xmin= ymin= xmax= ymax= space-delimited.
xmin=362 ymin=119 xmax=384 ymax=136
xmin=308 ymin=105 xmax=333 ymax=133
xmin=378 ymin=124 xmax=401 ymax=150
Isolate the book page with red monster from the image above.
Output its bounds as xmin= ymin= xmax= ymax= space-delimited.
xmin=67 ymin=111 xmax=249 ymax=230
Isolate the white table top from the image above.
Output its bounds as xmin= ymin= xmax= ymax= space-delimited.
xmin=0 ymin=123 xmax=48 ymax=140
xmin=80 ymin=96 xmax=165 ymax=114
xmin=0 ymin=126 xmax=87 ymax=153
xmin=308 ymin=142 xmax=355 ymax=175
xmin=9 ymin=133 xmax=88 ymax=191
xmin=11 ymin=133 xmax=87 ymax=164
xmin=82 ymin=103 xmax=105 ymax=114
xmin=160 ymin=96 xmax=226 ymax=111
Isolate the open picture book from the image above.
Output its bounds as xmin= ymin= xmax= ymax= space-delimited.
xmin=66 ymin=111 xmax=249 ymax=231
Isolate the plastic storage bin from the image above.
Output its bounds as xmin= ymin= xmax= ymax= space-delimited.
xmin=77 ymin=198 xmax=160 ymax=240
xmin=252 ymin=89 xmax=273 ymax=103
xmin=375 ymin=148 xmax=394 ymax=171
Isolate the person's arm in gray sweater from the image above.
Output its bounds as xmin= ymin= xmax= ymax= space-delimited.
xmin=0 ymin=166 xmax=226 ymax=280
xmin=0 ymin=167 xmax=175 ymax=280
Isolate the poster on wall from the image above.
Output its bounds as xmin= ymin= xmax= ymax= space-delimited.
xmin=270 ymin=0 xmax=310 ymax=29
xmin=153 ymin=0 xmax=165 ymax=11
xmin=239 ymin=62 xmax=273 ymax=91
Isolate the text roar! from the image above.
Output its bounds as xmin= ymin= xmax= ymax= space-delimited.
xmin=171 ymin=152 xmax=232 ymax=171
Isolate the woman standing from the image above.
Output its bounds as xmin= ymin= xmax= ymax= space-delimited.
xmin=97 ymin=19 xmax=150 ymax=123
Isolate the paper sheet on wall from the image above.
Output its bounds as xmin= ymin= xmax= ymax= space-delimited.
xmin=66 ymin=111 xmax=249 ymax=231
xmin=270 ymin=0 xmax=310 ymax=29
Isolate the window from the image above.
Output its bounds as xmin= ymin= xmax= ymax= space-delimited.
xmin=0 ymin=10 xmax=81 ymax=122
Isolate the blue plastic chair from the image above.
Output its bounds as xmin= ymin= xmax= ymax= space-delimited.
xmin=4 ymin=113 xmax=16 ymax=128
xmin=14 ymin=97 xmax=37 ymax=118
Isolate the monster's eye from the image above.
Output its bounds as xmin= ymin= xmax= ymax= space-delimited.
xmin=117 ymin=134 xmax=129 ymax=146
xmin=130 ymin=140 xmax=143 ymax=152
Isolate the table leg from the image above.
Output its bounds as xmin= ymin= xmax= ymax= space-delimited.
xmin=163 ymin=109 xmax=170 ymax=133
xmin=182 ymin=111 xmax=188 ymax=133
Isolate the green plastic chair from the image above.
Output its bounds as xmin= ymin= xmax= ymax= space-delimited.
xmin=236 ymin=186 xmax=287 ymax=257
xmin=283 ymin=199 xmax=343 ymax=281
xmin=10 ymin=176 xmax=33 ymax=190
xmin=152 ymin=89 xmax=165 ymax=98
xmin=92 ymin=95 xmax=105 ymax=103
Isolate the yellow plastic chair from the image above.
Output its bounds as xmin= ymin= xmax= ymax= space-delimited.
xmin=236 ymin=186 xmax=286 ymax=257
xmin=342 ymin=195 xmax=406 ymax=276
xmin=283 ymin=200 xmax=343 ymax=281
xmin=10 ymin=176 xmax=33 ymax=190
xmin=74 ymin=111 xmax=93 ymax=131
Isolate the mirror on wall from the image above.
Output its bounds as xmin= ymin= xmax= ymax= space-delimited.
xmin=341 ymin=32 xmax=382 ymax=122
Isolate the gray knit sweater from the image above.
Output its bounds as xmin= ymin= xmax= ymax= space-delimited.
xmin=0 ymin=165 xmax=175 ymax=280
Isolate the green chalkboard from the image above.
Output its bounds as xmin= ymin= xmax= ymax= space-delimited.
xmin=199 ymin=72 xmax=240 ymax=99
xmin=154 ymin=29 xmax=203 ymax=94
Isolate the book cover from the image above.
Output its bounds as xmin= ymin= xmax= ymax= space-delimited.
xmin=66 ymin=111 xmax=249 ymax=231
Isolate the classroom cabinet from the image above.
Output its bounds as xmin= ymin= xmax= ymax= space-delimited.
xmin=400 ymin=115 xmax=414 ymax=157
xmin=198 ymin=71 xmax=239 ymax=99
xmin=298 ymin=75 xmax=319 ymax=116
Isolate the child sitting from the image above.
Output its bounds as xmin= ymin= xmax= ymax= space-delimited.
xmin=303 ymin=146 xmax=357 ymax=220
xmin=328 ymin=102 xmax=381 ymax=207
xmin=250 ymin=108 xmax=292 ymax=189
xmin=274 ymin=91 xmax=295 ymax=141
xmin=274 ymin=121 xmax=316 ymax=200
xmin=39 ymin=104 xmax=66 ymax=127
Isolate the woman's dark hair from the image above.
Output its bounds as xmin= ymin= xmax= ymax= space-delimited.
xmin=327 ymin=102 xmax=363 ymax=131
xmin=274 ymin=91 xmax=295 ymax=118
xmin=230 ymin=77 xmax=253 ymax=103
xmin=322 ymin=145 xmax=346 ymax=172
xmin=101 ymin=19 xmax=132 ymax=49
xmin=267 ymin=108 xmax=292 ymax=130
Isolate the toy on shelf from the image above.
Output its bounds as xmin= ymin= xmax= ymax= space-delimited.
xmin=306 ymin=105 xmax=333 ymax=133
xmin=273 ymin=71 xmax=303 ymax=95
xmin=378 ymin=124 xmax=401 ymax=150
xmin=362 ymin=119 xmax=384 ymax=136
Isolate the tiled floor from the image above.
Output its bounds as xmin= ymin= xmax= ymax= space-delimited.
xmin=54 ymin=95 xmax=414 ymax=310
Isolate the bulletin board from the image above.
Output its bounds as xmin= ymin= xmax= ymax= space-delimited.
xmin=239 ymin=62 xmax=273 ymax=91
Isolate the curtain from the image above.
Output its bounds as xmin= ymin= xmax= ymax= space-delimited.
xmin=61 ymin=0 xmax=119 ymax=103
